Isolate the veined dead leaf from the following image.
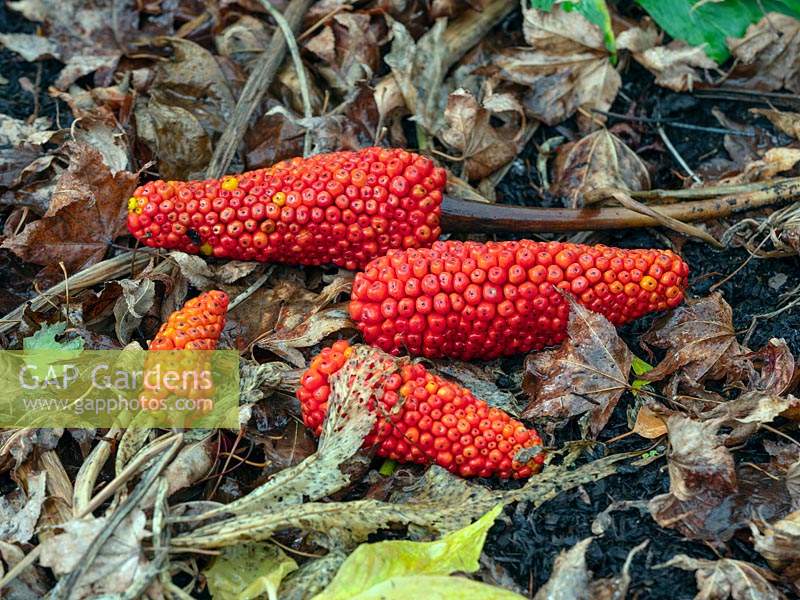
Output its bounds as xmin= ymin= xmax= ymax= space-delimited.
xmin=657 ymin=555 xmax=785 ymax=600
xmin=727 ymin=13 xmax=800 ymax=94
xmin=551 ymin=128 xmax=650 ymax=207
xmin=440 ymin=88 xmax=526 ymax=180
xmin=522 ymin=292 xmax=632 ymax=438
xmin=495 ymin=4 xmax=620 ymax=129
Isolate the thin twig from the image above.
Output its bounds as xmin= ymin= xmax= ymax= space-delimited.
xmin=594 ymin=109 xmax=756 ymax=137
xmin=206 ymin=0 xmax=315 ymax=178
xmin=259 ymin=0 xmax=314 ymax=157
xmin=657 ymin=125 xmax=702 ymax=184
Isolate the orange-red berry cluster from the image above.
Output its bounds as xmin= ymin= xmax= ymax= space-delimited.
xmin=149 ymin=290 xmax=228 ymax=350
xmin=350 ymin=240 xmax=689 ymax=360
xmin=127 ymin=148 xmax=446 ymax=270
xmin=297 ymin=340 xmax=544 ymax=479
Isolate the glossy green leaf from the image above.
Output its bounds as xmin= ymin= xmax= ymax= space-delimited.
xmin=631 ymin=355 xmax=654 ymax=395
xmin=205 ymin=542 xmax=298 ymax=600
xmin=531 ymin=0 xmax=616 ymax=55
xmin=636 ymin=0 xmax=800 ymax=63
xmin=313 ymin=505 xmax=504 ymax=600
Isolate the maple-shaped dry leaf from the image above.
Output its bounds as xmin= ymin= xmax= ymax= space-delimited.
xmin=440 ymin=88 xmax=526 ymax=180
xmin=495 ymin=5 xmax=619 ymax=129
xmin=726 ymin=13 xmax=800 ymax=94
xmin=551 ymin=128 xmax=650 ymax=207
xmin=649 ymin=416 xmax=738 ymax=541
xmin=642 ymin=293 xmax=745 ymax=384
xmin=522 ymin=292 xmax=632 ymax=437
xmin=618 ymin=23 xmax=716 ymax=92
xmin=2 ymin=142 xmax=136 ymax=273
xmin=657 ymin=555 xmax=785 ymax=600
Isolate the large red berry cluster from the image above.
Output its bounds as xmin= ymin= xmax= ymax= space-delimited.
xmin=350 ymin=240 xmax=689 ymax=360
xmin=297 ymin=340 xmax=544 ymax=479
xmin=149 ymin=290 xmax=228 ymax=350
xmin=127 ymin=148 xmax=446 ymax=270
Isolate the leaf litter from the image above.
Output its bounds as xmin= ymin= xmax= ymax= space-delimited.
xmin=1 ymin=0 xmax=800 ymax=598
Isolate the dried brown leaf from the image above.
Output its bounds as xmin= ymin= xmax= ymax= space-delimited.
xmin=642 ymin=293 xmax=745 ymax=384
xmin=631 ymin=405 xmax=668 ymax=439
xmin=658 ymin=555 xmax=785 ymax=600
xmin=618 ymin=23 xmax=716 ymax=92
xmin=522 ymin=293 xmax=632 ymax=437
xmin=0 ymin=471 xmax=46 ymax=544
xmin=751 ymin=108 xmax=800 ymax=140
xmin=649 ymin=416 xmax=738 ymax=541
xmin=495 ymin=5 xmax=619 ymax=129
xmin=703 ymin=392 xmax=800 ymax=446
xmin=440 ymin=88 xmax=525 ymax=180
xmin=551 ymin=128 xmax=650 ymax=207
xmin=752 ymin=510 xmax=800 ymax=589
xmin=727 ymin=13 xmax=800 ymax=94
xmin=2 ymin=142 xmax=136 ymax=273
xmin=720 ymin=148 xmax=800 ymax=185
xmin=112 ymin=279 xmax=156 ymax=344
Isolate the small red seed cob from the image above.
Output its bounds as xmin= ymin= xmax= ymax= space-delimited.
xmin=149 ymin=290 xmax=229 ymax=350
xmin=350 ymin=240 xmax=689 ymax=360
xmin=297 ymin=340 xmax=544 ymax=479
xmin=127 ymin=148 xmax=446 ymax=270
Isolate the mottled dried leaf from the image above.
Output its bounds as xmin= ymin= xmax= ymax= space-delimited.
xmin=112 ymin=279 xmax=156 ymax=344
xmin=495 ymin=5 xmax=619 ymax=129
xmin=0 ymin=470 xmax=46 ymax=543
xmin=2 ymin=142 xmax=136 ymax=272
xmin=552 ymin=128 xmax=650 ymax=207
xmin=751 ymin=510 xmax=800 ymax=586
xmin=751 ymin=108 xmax=800 ymax=140
xmin=523 ymin=293 xmax=632 ymax=437
xmin=440 ymin=88 xmax=525 ymax=180
xmin=642 ymin=293 xmax=744 ymax=384
xmin=727 ymin=13 xmax=800 ymax=94
xmin=658 ymin=555 xmax=785 ymax=600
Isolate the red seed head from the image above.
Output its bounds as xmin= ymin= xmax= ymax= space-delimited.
xmin=296 ymin=340 xmax=545 ymax=479
xmin=149 ymin=290 xmax=228 ymax=350
xmin=350 ymin=240 xmax=689 ymax=360
xmin=127 ymin=148 xmax=446 ymax=270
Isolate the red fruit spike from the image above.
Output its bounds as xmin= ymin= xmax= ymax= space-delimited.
xmin=297 ymin=340 xmax=545 ymax=479
xmin=126 ymin=148 xmax=446 ymax=270
xmin=350 ymin=240 xmax=689 ymax=360
xmin=149 ymin=290 xmax=228 ymax=350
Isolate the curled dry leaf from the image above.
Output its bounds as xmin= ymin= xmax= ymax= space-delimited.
xmin=658 ymin=555 xmax=786 ymax=600
xmin=112 ymin=279 xmax=156 ymax=344
xmin=39 ymin=510 xmax=150 ymax=598
xmin=522 ymin=292 xmax=632 ymax=438
xmin=726 ymin=13 xmax=800 ymax=94
xmin=551 ymin=128 xmax=650 ymax=207
xmin=631 ymin=404 xmax=668 ymax=439
xmin=618 ymin=22 xmax=716 ymax=92
xmin=723 ymin=148 xmax=800 ymax=185
xmin=440 ymin=88 xmax=526 ymax=180
xmin=2 ymin=142 xmax=136 ymax=273
xmin=0 ymin=470 xmax=46 ymax=544
xmin=702 ymin=392 xmax=800 ymax=447
xmin=1 ymin=0 xmax=139 ymax=88
xmin=642 ymin=293 xmax=745 ymax=384
xmin=751 ymin=510 xmax=800 ymax=591
xmin=495 ymin=4 xmax=619 ymax=129
xmin=751 ymin=108 xmax=800 ymax=140
xmin=141 ymin=436 xmax=216 ymax=509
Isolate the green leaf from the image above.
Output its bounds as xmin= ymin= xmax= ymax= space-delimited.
xmin=631 ymin=355 xmax=654 ymax=395
xmin=205 ymin=542 xmax=298 ymax=600
xmin=336 ymin=575 xmax=526 ymax=600
xmin=532 ymin=0 xmax=616 ymax=56
xmin=636 ymin=0 xmax=800 ymax=63
xmin=313 ymin=505 xmax=504 ymax=600
xmin=23 ymin=322 xmax=84 ymax=352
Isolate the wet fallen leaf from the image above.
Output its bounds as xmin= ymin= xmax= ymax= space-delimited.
xmin=751 ymin=108 xmax=800 ymax=140
xmin=551 ymin=128 xmax=650 ymax=207
xmin=658 ymin=555 xmax=785 ymax=600
xmin=744 ymin=338 xmax=797 ymax=396
xmin=205 ymin=542 xmax=298 ymax=600
xmin=495 ymin=4 xmax=619 ymax=129
xmin=642 ymin=293 xmax=745 ymax=384
xmin=39 ymin=509 xmax=150 ymax=598
xmin=727 ymin=13 xmax=800 ymax=94
xmin=703 ymin=392 xmax=800 ymax=446
xmin=440 ymin=88 xmax=526 ymax=180
xmin=0 ymin=470 xmax=46 ymax=544
xmin=1 ymin=0 xmax=139 ymax=89
xmin=618 ymin=22 xmax=716 ymax=92
xmin=2 ymin=142 xmax=136 ymax=274
xmin=523 ymin=292 xmax=632 ymax=438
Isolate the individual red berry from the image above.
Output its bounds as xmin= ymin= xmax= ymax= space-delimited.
xmin=127 ymin=148 xmax=446 ymax=270
xmin=350 ymin=240 xmax=689 ymax=360
xmin=296 ymin=341 xmax=544 ymax=479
